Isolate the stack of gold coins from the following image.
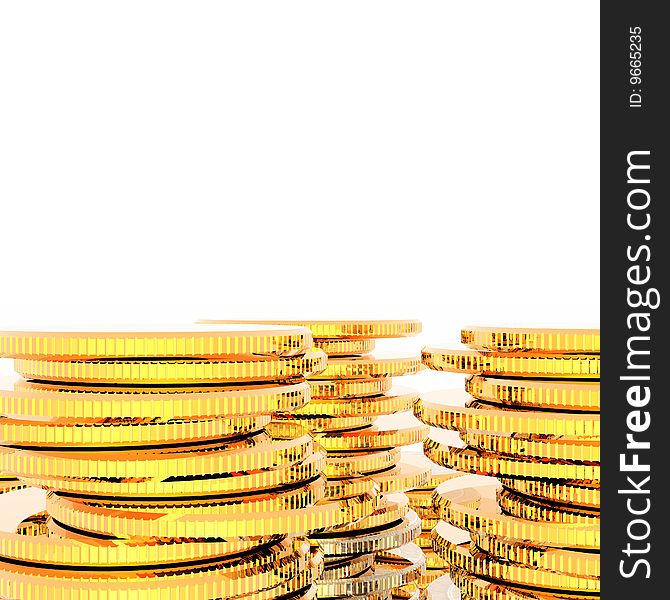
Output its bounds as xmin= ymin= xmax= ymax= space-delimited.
xmin=0 ymin=325 xmax=378 ymax=600
xmin=415 ymin=327 xmax=600 ymax=600
xmin=203 ymin=319 xmax=430 ymax=600
xmin=405 ymin=466 xmax=462 ymax=592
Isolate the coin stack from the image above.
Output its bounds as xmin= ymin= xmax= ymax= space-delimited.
xmin=405 ymin=466 xmax=461 ymax=592
xmin=415 ymin=327 xmax=600 ymax=600
xmin=0 ymin=325 xmax=378 ymax=600
xmin=203 ymin=320 xmax=430 ymax=600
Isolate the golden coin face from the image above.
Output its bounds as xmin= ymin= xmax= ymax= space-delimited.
xmin=13 ymin=348 xmax=327 ymax=384
xmin=311 ymin=354 xmax=423 ymax=380
xmin=461 ymin=326 xmax=600 ymax=354
xmin=0 ymin=324 xmax=313 ymax=359
xmin=200 ymin=319 xmax=422 ymax=339
xmin=422 ymin=347 xmax=600 ymax=379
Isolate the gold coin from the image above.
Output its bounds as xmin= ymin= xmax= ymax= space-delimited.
xmin=47 ymin=484 xmax=378 ymax=539
xmin=409 ymin=503 xmax=436 ymax=520
xmin=472 ymin=532 xmax=599 ymax=578
xmin=393 ymin=585 xmax=422 ymax=600
xmin=0 ymin=324 xmax=313 ymax=359
xmin=449 ymin=566 xmax=594 ymax=600
xmin=317 ymin=543 xmax=425 ymax=597
xmin=315 ymin=419 xmax=429 ymax=452
xmin=425 ymin=573 xmax=460 ymax=600
xmin=424 ymin=434 xmax=600 ymax=482
xmin=415 ymin=390 xmax=599 ymax=439
xmin=4 ymin=527 xmax=294 ymax=567
xmin=0 ymin=476 xmax=24 ymax=494
xmin=432 ymin=522 xmax=599 ymax=593
xmin=498 ymin=477 xmax=600 ymax=509
xmin=314 ymin=338 xmax=376 ymax=356
xmin=461 ymin=327 xmax=600 ymax=354
xmin=420 ymin=516 xmax=441 ymax=531
xmin=462 ymin=432 xmax=601 ymax=463
xmin=14 ymin=348 xmax=327 ymax=384
xmin=312 ymin=510 xmax=421 ymax=555
xmin=325 ymin=476 xmax=378 ymax=501
xmin=332 ymin=493 xmax=409 ymax=534
xmin=416 ymin=569 xmax=447 ymax=591
xmin=289 ymin=387 xmax=418 ymax=418
xmin=201 ymin=319 xmax=422 ymax=339
xmin=432 ymin=475 xmax=599 ymax=549
xmin=15 ymin=512 xmax=49 ymax=537
xmin=311 ymin=354 xmax=423 ymax=380
xmin=45 ymin=514 xmax=277 ymax=555
xmin=5 ymin=379 xmax=310 ymax=419
xmin=466 ymin=376 xmax=600 ymax=412
xmin=2 ymin=526 xmax=277 ymax=567
xmin=415 ymin=532 xmax=434 ymax=550
xmin=274 ymin=413 xmax=375 ymax=432
xmin=372 ymin=460 xmax=431 ymax=494
xmin=408 ymin=468 xmax=465 ymax=493
xmin=16 ymin=450 xmax=327 ymax=498
xmin=422 ymin=549 xmax=448 ymax=570
xmin=497 ymin=489 xmax=600 ymax=525
xmin=0 ymin=415 xmax=270 ymax=448
xmin=322 ymin=553 xmax=375 ymax=580
xmin=0 ymin=540 xmax=323 ymax=600
xmin=422 ymin=347 xmax=600 ymax=379
xmin=1 ymin=426 xmax=314 ymax=481
xmin=309 ymin=378 xmax=392 ymax=399
xmin=405 ymin=490 xmax=435 ymax=511
xmin=324 ymin=448 xmax=401 ymax=478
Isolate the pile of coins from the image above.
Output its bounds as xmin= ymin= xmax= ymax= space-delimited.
xmin=0 ymin=325 xmax=375 ymax=600
xmin=415 ymin=327 xmax=600 ymax=600
xmin=405 ymin=465 xmax=460 ymax=592
xmin=204 ymin=319 xmax=430 ymax=599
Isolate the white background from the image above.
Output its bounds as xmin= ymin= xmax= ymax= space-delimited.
xmin=0 ymin=1 xmax=599 ymax=532
xmin=0 ymin=1 xmax=599 ymax=331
